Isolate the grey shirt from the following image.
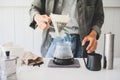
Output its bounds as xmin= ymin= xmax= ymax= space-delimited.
xmin=62 ymin=0 xmax=79 ymax=34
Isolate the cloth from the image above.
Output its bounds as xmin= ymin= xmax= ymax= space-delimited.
xmin=29 ymin=0 xmax=104 ymax=57
xmin=45 ymin=34 xmax=82 ymax=58
xmin=22 ymin=52 xmax=43 ymax=66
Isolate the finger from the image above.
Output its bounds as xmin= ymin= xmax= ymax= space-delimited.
xmin=82 ymin=37 xmax=88 ymax=46
xmin=94 ymin=41 xmax=97 ymax=50
xmin=44 ymin=25 xmax=50 ymax=30
xmin=87 ymin=40 xmax=97 ymax=53
xmin=44 ymin=22 xmax=51 ymax=30
xmin=39 ymin=22 xmax=47 ymax=30
xmin=86 ymin=39 xmax=94 ymax=51
xmin=43 ymin=15 xmax=51 ymax=22
xmin=42 ymin=22 xmax=51 ymax=30
xmin=47 ymin=17 xmax=51 ymax=22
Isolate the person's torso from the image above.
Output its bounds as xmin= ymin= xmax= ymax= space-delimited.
xmin=44 ymin=0 xmax=97 ymax=39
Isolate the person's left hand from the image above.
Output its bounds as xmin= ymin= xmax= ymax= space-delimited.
xmin=82 ymin=30 xmax=97 ymax=53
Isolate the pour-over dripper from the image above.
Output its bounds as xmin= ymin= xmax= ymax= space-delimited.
xmin=50 ymin=13 xmax=69 ymax=36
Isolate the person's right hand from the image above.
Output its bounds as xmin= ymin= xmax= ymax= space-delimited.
xmin=34 ymin=14 xmax=51 ymax=30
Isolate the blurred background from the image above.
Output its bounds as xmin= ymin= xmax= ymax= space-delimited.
xmin=0 ymin=0 xmax=120 ymax=57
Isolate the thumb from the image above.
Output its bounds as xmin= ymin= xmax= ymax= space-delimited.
xmin=82 ymin=37 xmax=88 ymax=46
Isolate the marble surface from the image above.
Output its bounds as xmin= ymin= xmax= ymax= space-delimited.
xmin=16 ymin=58 xmax=120 ymax=80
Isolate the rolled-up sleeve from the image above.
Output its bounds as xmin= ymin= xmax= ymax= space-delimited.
xmin=29 ymin=7 xmax=39 ymax=29
xmin=92 ymin=0 xmax=104 ymax=39
xmin=29 ymin=0 xmax=45 ymax=29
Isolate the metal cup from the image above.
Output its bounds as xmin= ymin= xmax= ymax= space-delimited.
xmin=83 ymin=53 xmax=102 ymax=71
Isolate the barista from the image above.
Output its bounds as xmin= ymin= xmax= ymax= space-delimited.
xmin=29 ymin=0 xmax=104 ymax=58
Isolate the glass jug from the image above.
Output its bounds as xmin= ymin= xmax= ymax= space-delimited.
xmin=54 ymin=42 xmax=73 ymax=59
xmin=53 ymin=42 xmax=74 ymax=65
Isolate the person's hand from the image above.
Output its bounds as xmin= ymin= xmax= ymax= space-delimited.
xmin=34 ymin=14 xmax=51 ymax=30
xmin=82 ymin=30 xmax=97 ymax=53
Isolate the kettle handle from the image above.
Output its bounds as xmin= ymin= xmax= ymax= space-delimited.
xmin=82 ymin=41 xmax=89 ymax=68
xmin=82 ymin=52 xmax=96 ymax=68
xmin=83 ymin=57 xmax=87 ymax=68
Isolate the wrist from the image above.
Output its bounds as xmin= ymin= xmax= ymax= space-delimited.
xmin=89 ymin=30 xmax=97 ymax=38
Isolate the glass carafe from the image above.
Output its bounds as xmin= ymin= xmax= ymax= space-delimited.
xmin=54 ymin=42 xmax=73 ymax=59
xmin=53 ymin=42 xmax=74 ymax=65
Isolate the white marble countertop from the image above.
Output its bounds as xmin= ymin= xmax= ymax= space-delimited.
xmin=16 ymin=58 xmax=120 ymax=80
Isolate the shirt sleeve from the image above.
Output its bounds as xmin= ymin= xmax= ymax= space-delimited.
xmin=29 ymin=0 xmax=45 ymax=29
xmin=92 ymin=0 xmax=104 ymax=39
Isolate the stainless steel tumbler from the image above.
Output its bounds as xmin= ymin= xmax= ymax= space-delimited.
xmin=103 ymin=32 xmax=115 ymax=69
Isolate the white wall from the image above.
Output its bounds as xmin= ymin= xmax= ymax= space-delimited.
xmin=0 ymin=0 xmax=42 ymax=55
xmin=0 ymin=0 xmax=120 ymax=57
xmin=97 ymin=7 xmax=120 ymax=57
